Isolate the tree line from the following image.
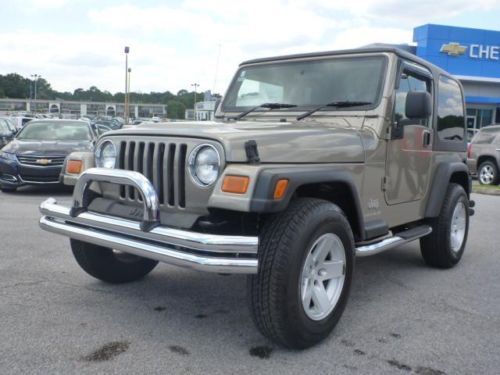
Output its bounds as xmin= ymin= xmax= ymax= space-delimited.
xmin=0 ymin=73 xmax=220 ymax=119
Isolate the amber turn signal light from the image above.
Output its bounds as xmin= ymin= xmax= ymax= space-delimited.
xmin=222 ymin=175 xmax=250 ymax=194
xmin=66 ymin=160 xmax=82 ymax=174
xmin=273 ymin=179 xmax=289 ymax=200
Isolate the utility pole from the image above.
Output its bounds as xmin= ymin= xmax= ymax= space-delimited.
xmin=124 ymin=46 xmax=130 ymax=123
xmin=30 ymin=74 xmax=40 ymax=113
xmin=191 ymin=82 xmax=199 ymax=120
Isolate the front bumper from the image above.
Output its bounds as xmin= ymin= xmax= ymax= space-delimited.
xmin=62 ymin=173 xmax=79 ymax=186
xmin=0 ymin=157 xmax=62 ymax=186
xmin=39 ymin=168 xmax=259 ymax=274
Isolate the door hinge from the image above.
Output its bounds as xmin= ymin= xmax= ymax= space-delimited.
xmin=381 ymin=176 xmax=388 ymax=191
xmin=384 ymin=123 xmax=393 ymax=140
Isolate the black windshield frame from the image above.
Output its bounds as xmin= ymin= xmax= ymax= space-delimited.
xmin=222 ymin=54 xmax=388 ymax=114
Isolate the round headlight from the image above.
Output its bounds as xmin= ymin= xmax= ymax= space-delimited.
xmin=189 ymin=144 xmax=221 ymax=186
xmin=95 ymin=140 xmax=116 ymax=169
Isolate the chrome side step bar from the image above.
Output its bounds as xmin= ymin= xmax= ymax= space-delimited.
xmin=356 ymin=225 xmax=432 ymax=257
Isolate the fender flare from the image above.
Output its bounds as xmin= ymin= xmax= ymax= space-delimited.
xmin=249 ymin=166 xmax=365 ymax=240
xmin=424 ymin=162 xmax=470 ymax=218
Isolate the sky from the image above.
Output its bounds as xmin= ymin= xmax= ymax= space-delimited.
xmin=1 ymin=0 xmax=500 ymax=96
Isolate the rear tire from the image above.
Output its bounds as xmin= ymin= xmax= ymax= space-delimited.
xmin=420 ymin=183 xmax=469 ymax=268
xmin=71 ymin=239 xmax=158 ymax=283
xmin=247 ymin=198 xmax=355 ymax=349
xmin=478 ymin=161 xmax=498 ymax=185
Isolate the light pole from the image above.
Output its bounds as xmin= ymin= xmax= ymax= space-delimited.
xmin=191 ymin=82 xmax=199 ymax=120
xmin=31 ymin=74 xmax=40 ymax=113
xmin=124 ymin=46 xmax=130 ymax=123
xmin=127 ymin=67 xmax=132 ymax=120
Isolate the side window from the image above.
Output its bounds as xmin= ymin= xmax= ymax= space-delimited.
xmin=437 ymin=76 xmax=465 ymax=141
xmin=474 ymin=128 xmax=500 ymax=144
xmin=394 ymin=71 xmax=430 ymax=126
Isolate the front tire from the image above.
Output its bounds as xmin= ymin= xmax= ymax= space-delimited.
xmin=420 ymin=183 xmax=469 ymax=268
xmin=71 ymin=239 xmax=158 ymax=283
xmin=478 ymin=161 xmax=498 ymax=185
xmin=247 ymin=198 xmax=355 ymax=349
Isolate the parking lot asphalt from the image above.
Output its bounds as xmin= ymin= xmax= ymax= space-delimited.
xmin=0 ymin=186 xmax=499 ymax=375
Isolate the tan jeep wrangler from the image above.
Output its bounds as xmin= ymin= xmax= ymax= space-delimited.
xmin=39 ymin=47 xmax=473 ymax=349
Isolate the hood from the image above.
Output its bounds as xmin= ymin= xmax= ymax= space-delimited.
xmin=111 ymin=120 xmax=364 ymax=163
xmin=3 ymin=139 xmax=93 ymax=157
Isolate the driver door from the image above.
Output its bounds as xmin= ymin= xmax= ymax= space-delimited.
xmin=385 ymin=64 xmax=433 ymax=205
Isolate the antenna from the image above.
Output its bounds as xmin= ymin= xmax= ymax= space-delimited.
xmin=212 ymin=44 xmax=222 ymax=93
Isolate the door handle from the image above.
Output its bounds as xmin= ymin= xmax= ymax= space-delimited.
xmin=423 ymin=130 xmax=431 ymax=147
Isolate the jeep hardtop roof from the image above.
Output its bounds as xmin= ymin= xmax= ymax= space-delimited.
xmin=240 ymin=46 xmax=451 ymax=80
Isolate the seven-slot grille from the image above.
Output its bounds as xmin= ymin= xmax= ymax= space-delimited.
xmin=17 ymin=155 xmax=66 ymax=166
xmin=118 ymin=140 xmax=187 ymax=208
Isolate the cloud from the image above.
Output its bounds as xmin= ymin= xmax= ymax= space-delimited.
xmin=0 ymin=29 xmax=220 ymax=95
xmin=55 ymin=53 xmax=118 ymax=68
xmin=331 ymin=27 xmax=413 ymax=50
xmin=303 ymin=0 xmax=500 ymax=23
xmin=87 ymin=1 xmax=335 ymax=51
xmin=23 ymin=0 xmax=66 ymax=9
xmin=1 ymin=0 xmax=500 ymax=95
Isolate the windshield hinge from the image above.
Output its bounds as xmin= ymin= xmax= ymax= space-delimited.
xmin=245 ymin=140 xmax=260 ymax=164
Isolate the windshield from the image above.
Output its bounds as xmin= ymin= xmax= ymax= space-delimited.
xmin=0 ymin=120 xmax=11 ymax=135
xmin=0 ymin=118 xmax=15 ymax=132
xmin=17 ymin=121 xmax=92 ymax=141
xmin=223 ymin=55 xmax=386 ymax=112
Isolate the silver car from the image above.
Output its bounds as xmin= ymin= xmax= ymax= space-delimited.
xmin=467 ymin=125 xmax=500 ymax=185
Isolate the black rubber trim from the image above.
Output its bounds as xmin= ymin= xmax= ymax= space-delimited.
xmin=397 ymin=225 xmax=430 ymax=240
xmin=69 ymin=206 xmax=87 ymax=218
xmin=140 ymin=220 xmax=160 ymax=232
xmin=239 ymin=47 xmax=449 ymax=78
xmin=249 ymin=167 xmax=365 ymax=240
xmin=425 ymin=162 xmax=470 ymax=218
xmin=364 ymin=219 xmax=389 ymax=239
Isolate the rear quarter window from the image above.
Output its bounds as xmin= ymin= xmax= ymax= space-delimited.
xmin=473 ymin=127 xmax=500 ymax=144
xmin=437 ymin=76 xmax=465 ymax=142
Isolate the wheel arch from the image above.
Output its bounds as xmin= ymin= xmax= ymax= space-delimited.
xmin=477 ymin=155 xmax=499 ymax=169
xmin=425 ymin=162 xmax=471 ymax=218
xmin=250 ymin=167 xmax=365 ymax=241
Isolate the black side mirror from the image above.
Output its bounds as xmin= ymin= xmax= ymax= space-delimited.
xmin=214 ymin=98 xmax=223 ymax=119
xmin=405 ymin=91 xmax=432 ymax=119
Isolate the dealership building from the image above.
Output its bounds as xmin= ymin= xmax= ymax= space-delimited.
xmin=0 ymin=98 xmax=166 ymax=119
xmin=413 ymin=24 xmax=500 ymax=131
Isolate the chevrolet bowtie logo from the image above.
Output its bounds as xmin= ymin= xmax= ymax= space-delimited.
xmin=36 ymin=158 xmax=52 ymax=165
xmin=440 ymin=42 xmax=467 ymax=56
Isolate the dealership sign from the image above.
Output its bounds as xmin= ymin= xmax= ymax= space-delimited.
xmin=440 ymin=42 xmax=500 ymax=60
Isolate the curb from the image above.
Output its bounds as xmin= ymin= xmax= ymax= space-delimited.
xmin=472 ymin=186 xmax=500 ymax=196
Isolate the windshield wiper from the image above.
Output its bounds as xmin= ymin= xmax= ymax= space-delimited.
xmin=296 ymin=101 xmax=372 ymax=121
xmin=231 ymin=103 xmax=297 ymax=120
